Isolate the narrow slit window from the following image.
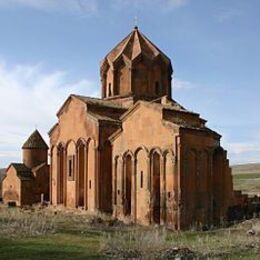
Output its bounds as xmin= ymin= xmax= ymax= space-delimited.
xmin=155 ymin=81 xmax=160 ymax=95
xmin=89 ymin=180 xmax=91 ymax=189
xmin=140 ymin=171 xmax=143 ymax=188
xmin=108 ymin=83 xmax=112 ymax=96
xmin=68 ymin=159 xmax=73 ymax=177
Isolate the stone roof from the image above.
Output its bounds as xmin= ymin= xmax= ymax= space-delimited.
xmin=74 ymin=95 xmax=124 ymax=109
xmin=88 ymin=112 xmax=121 ymax=124
xmin=101 ymin=26 xmax=172 ymax=71
xmin=32 ymin=162 xmax=48 ymax=172
xmin=10 ymin=163 xmax=34 ymax=181
xmin=22 ymin=130 xmax=48 ymax=150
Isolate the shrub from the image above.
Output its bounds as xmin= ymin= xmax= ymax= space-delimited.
xmin=0 ymin=206 xmax=56 ymax=238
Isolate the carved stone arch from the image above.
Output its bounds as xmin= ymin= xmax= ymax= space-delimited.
xmin=66 ymin=140 xmax=76 ymax=189
xmin=150 ymin=149 xmax=162 ymax=224
xmin=122 ymin=152 xmax=134 ymax=216
xmin=149 ymin=147 xmax=163 ymax=159
xmin=57 ymin=142 xmax=65 ymax=150
xmin=76 ymin=138 xmax=88 ymax=208
xmin=132 ymin=52 xmax=153 ymax=67
xmin=134 ymin=146 xmax=149 ymax=159
xmin=122 ymin=150 xmax=134 ymax=161
xmin=114 ymin=54 xmax=131 ymax=69
xmin=86 ymin=138 xmax=96 ymax=211
xmin=65 ymin=139 xmax=76 ymax=150
xmin=57 ymin=142 xmax=66 ymax=205
xmin=114 ymin=154 xmax=120 ymax=162
xmin=86 ymin=137 xmax=96 ymax=148
xmin=113 ymin=56 xmax=131 ymax=96
xmin=162 ymin=149 xmax=175 ymax=162
xmin=135 ymin=146 xmax=150 ymax=224
xmin=76 ymin=138 xmax=88 ymax=147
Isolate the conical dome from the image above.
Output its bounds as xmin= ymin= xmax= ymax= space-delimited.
xmin=22 ymin=130 xmax=48 ymax=150
xmin=101 ymin=26 xmax=172 ymax=71
xmin=100 ymin=27 xmax=173 ymax=104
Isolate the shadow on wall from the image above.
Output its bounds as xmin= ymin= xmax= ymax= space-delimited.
xmin=0 ymin=169 xmax=7 ymax=201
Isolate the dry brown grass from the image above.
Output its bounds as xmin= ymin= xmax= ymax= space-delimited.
xmin=0 ymin=205 xmax=56 ymax=238
xmin=0 ymin=204 xmax=260 ymax=258
xmin=100 ymin=220 xmax=260 ymax=259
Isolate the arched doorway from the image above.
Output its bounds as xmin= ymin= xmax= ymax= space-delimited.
xmin=78 ymin=142 xmax=86 ymax=207
xmin=152 ymin=152 xmax=161 ymax=224
xmin=124 ymin=155 xmax=132 ymax=216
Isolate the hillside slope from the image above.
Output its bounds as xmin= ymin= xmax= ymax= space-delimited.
xmin=232 ymin=164 xmax=260 ymax=196
xmin=232 ymin=163 xmax=260 ymax=175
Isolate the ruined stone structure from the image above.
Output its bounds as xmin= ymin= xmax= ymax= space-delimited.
xmin=49 ymin=27 xmax=234 ymax=229
xmin=2 ymin=130 xmax=49 ymax=206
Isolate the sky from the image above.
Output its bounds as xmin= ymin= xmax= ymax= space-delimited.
xmin=0 ymin=0 xmax=260 ymax=167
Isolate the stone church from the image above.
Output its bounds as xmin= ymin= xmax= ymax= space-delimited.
xmin=49 ymin=27 xmax=234 ymax=229
xmin=2 ymin=130 xmax=49 ymax=206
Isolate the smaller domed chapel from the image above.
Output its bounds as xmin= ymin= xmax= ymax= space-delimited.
xmin=2 ymin=130 xmax=49 ymax=206
xmin=49 ymin=27 xmax=234 ymax=230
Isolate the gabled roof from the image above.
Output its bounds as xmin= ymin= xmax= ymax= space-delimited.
xmin=48 ymin=123 xmax=59 ymax=136
xmin=101 ymin=27 xmax=172 ymax=70
xmin=8 ymin=163 xmax=34 ymax=181
xmin=75 ymin=95 xmax=124 ymax=109
xmin=88 ymin=112 xmax=121 ymax=124
xmin=22 ymin=130 xmax=48 ymax=150
xmin=119 ymin=97 xmax=197 ymax=122
xmin=56 ymin=94 xmax=125 ymax=117
xmin=109 ymin=97 xmax=220 ymax=143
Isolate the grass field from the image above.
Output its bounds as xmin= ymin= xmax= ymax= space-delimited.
xmin=0 ymin=163 xmax=259 ymax=259
xmin=0 ymin=205 xmax=260 ymax=259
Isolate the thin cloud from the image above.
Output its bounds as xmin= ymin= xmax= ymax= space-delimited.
xmin=223 ymin=137 xmax=260 ymax=165
xmin=0 ymin=0 xmax=98 ymax=14
xmin=215 ymin=9 xmax=243 ymax=23
xmin=173 ymin=78 xmax=196 ymax=91
xmin=0 ymin=61 xmax=98 ymax=167
xmin=111 ymin=0 xmax=188 ymax=11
